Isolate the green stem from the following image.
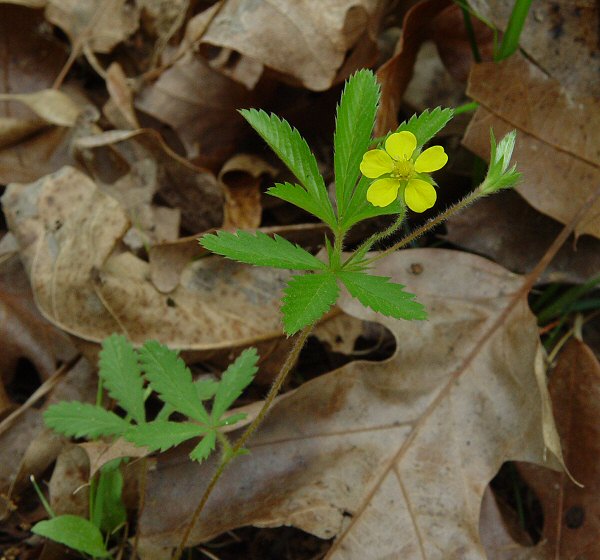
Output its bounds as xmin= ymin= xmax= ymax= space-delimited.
xmin=173 ymin=325 xmax=313 ymax=560
xmin=454 ymin=101 xmax=479 ymax=116
xmin=459 ymin=3 xmax=482 ymax=63
xmin=361 ymin=189 xmax=482 ymax=267
xmin=343 ymin=206 xmax=406 ymax=269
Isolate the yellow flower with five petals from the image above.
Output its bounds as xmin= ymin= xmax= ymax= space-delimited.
xmin=359 ymin=131 xmax=448 ymax=212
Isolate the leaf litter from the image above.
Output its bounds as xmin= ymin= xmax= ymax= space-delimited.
xmin=0 ymin=0 xmax=599 ymax=558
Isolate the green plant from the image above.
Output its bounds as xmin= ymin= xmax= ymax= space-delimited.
xmin=38 ymin=70 xmax=519 ymax=559
xmin=456 ymin=0 xmax=534 ymax=62
xmin=36 ymin=334 xmax=258 ymax=557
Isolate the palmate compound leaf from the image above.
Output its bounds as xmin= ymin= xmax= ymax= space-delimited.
xmin=397 ymin=106 xmax=454 ymax=148
xmin=334 ymin=69 xmax=380 ymax=218
xmin=211 ymin=348 xmax=259 ymax=421
xmin=32 ymin=515 xmax=109 ymax=558
xmin=239 ymin=109 xmax=336 ymax=228
xmin=200 ymin=230 xmax=326 ymax=271
xmin=337 ymin=271 xmax=427 ymax=320
xmin=44 ymin=401 xmax=130 ymax=439
xmin=99 ymin=333 xmax=146 ymax=424
xmin=281 ymin=272 xmax=340 ymax=336
xmin=139 ymin=341 xmax=210 ymax=424
xmin=124 ymin=421 xmax=208 ymax=453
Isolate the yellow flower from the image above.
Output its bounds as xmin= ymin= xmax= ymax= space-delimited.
xmin=359 ymin=131 xmax=448 ymax=212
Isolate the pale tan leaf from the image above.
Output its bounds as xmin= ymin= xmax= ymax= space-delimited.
xmin=2 ymin=166 xmax=286 ymax=348
xmin=220 ymin=154 xmax=276 ymax=230
xmin=519 ymin=339 xmax=600 ymax=558
xmin=137 ymin=250 xmax=564 ymax=559
xmin=45 ymin=0 xmax=139 ymax=54
xmin=0 ymin=90 xmax=82 ymax=127
xmin=464 ymin=56 xmax=600 ymax=238
xmin=445 ymin=190 xmax=600 ymax=284
xmin=199 ymin=0 xmax=382 ymax=91
xmin=468 ymin=0 xmax=599 ymax=97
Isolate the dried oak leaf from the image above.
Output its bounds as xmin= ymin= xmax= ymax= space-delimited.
xmin=464 ymin=55 xmax=600 ymax=238
xmin=519 ymin=339 xmax=600 ymax=559
xmin=467 ymin=0 xmax=600 ymax=98
xmin=198 ymin=0 xmax=382 ymax=91
xmin=445 ymin=190 xmax=600 ymax=284
xmin=137 ymin=249 xmax=564 ymax=559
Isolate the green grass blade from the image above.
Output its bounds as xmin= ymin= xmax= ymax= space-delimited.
xmin=495 ymin=0 xmax=533 ymax=61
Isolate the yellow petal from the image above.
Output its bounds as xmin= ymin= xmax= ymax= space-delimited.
xmin=360 ymin=149 xmax=394 ymax=178
xmin=404 ymin=178 xmax=436 ymax=212
xmin=385 ymin=131 xmax=417 ymax=161
xmin=414 ymin=145 xmax=448 ymax=172
xmin=366 ymin=178 xmax=400 ymax=207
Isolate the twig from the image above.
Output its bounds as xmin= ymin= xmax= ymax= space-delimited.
xmin=173 ymin=325 xmax=313 ymax=559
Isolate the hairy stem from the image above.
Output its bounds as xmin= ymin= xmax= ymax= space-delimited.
xmin=343 ymin=205 xmax=406 ymax=269
xmin=173 ymin=325 xmax=313 ymax=560
xmin=361 ymin=189 xmax=482 ymax=267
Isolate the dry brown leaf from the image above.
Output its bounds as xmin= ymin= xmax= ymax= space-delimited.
xmin=0 ymin=254 xmax=77 ymax=384
xmin=79 ymin=440 xmax=150 ymax=480
xmin=135 ymin=50 xmax=259 ymax=162
xmin=198 ymin=0 xmax=382 ymax=91
xmin=375 ymin=0 xmax=451 ymax=136
xmin=431 ymin=4 xmax=494 ymax=82
xmin=74 ymin=128 xmax=224 ymax=233
xmin=137 ymin=249 xmax=563 ymax=558
xmin=0 ymin=90 xmax=83 ymax=127
xmin=468 ymin=0 xmax=600 ymax=98
xmin=0 ymin=4 xmax=74 ymax=183
xmin=519 ymin=339 xmax=600 ymax=558
xmin=104 ymin=62 xmax=140 ymax=129
xmin=445 ymin=190 xmax=600 ymax=284
xmin=220 ymin=154 xmax=276 ymax=230
xmin=2 ymin=166 xmax=288 ymax=348
xmin=464 ymin=55 xmax=600 ymax=238
xmin=48 ymin=444 xmax=89 ymax=518
xmin=45 ymin=0 xmax=140 ymax=54
xmin=148 ymin=223 xmax=328 ymax=294
xmin=0 ymin=358 xmax=96 ymax=520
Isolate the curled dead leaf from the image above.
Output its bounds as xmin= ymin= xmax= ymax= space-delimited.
xmin=137 ymin=249 xmax=564 ymax=558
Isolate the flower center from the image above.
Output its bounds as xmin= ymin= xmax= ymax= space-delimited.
xmin=391 ymin=158 xmax=414 ymax=180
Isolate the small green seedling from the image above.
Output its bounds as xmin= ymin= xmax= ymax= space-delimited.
xmin=38 ymin=335 xmax=259 ymax=556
